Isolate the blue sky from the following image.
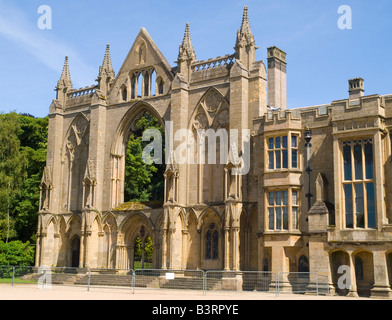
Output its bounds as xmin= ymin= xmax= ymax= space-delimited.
xmin=0 ymin=0 xmax=391 ymax=118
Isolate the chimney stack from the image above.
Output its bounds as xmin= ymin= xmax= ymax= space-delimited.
xmin=348 ymin=78 xmax=364 ymax=99
xmin=267 ymin=46 xmax=287 ymax=110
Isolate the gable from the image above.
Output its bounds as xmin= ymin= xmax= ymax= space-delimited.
xmin=109 ymin=28 xmax=174 ymax=101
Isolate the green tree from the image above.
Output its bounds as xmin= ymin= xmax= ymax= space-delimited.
xmin=15 ymin=115 xmax=48 ymax=242
xmin=0 ymin=113 xmax=27 ymax=242
xmin=0 ymin=240 xmax=35 ymax=266
xmin=124 ymin=112 xmax=165 ymax=202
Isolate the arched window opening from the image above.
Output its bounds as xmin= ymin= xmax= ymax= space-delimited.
xmin=124 ymin=112 xmax=165 ymax=203
xmin=137 ymin=73 xmax=143 ymax=98
xmin=206 ymin=223 xmax=219 ymax=260
xmin=131 ymin=74 xmax=136 ymax=99
xmin=355 ymin=256 xmax=364 ymax=281
xmin=150 ymin=70 xmax=157 ymax=96
xmin=121 ymin=86 xmax=127 ymax=101
xmin=158 ymin=79 xmax=164 ymax=95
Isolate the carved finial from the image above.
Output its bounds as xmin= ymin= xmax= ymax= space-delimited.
xmin=237 ymin=6 xmax=255 ymax=46
xmin=178 ymin=22 xmax=196 ymax=61
xmin=57 ymin=56 xmax=72 ymax=89
xmin=99 ymin=44 xmax=115 ymax=78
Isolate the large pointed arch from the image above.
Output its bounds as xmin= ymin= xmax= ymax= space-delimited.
xmin=111 ymin=101 xmax=164 ymax=157
xmin=110 ymin=101 xmax=165 ymax=208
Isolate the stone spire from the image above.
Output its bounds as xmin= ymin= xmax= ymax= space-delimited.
xmin=98 ymin=44 xmax=115 ymax=94
xmin=99 ymin=44 xmax=115 ymax=79
xmin=176 ymin=22 xmax=196 ymax=83
xmin=57 ymin=56 xmax=72 ymax=90
xmin=178 ymin=22 xmax=196 ymax=62
xmin=234 ymin=6 xmax=257 ymax=70
xmin=237 ymin=6 xmax=255 ymax=46
xmin=56 ymin=56 xmax=72 ymax=105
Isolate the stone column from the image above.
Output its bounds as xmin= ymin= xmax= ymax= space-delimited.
xmin=181 ymin=229 xmax=189 ymax=270
xmin=371 ymin=249 xmax=392 ymax=298
xmin=348 ymin=252 xmax=358 ymax=297
xmin=232 ymin=226 xmax=240 ymax=271
xmin=224 ymin=227 xmax=230 ymax=271
xmin=161 ymin=230 xmax=167 ymax=269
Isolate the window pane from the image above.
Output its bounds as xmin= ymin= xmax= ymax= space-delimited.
xmin=365 ymin=142 xmax=374 ymax=180
xmin=292 ymin=191 xmax=298 ymax=205
xmin=343 ymin=144 xmax=352 ymax=181
xmin=276 ymin=191 xmax=282 ymax=205
xmin=366 ymin=183 xmax=376 ymax=229
xmin=268 ymin=208 xmax=274 ymax=230
xmin=268 ymin=192 xmax=274 ymax=206
xmin=268 ymin=138 xmax=274 ymax=150
xmin=268 ymin=151 xmax=274 ymax=169
xmin=275 ymin=137 xmax=281 ymax=149
xmin=354 ymin=143 xmax=363 ymax=180
xmin=292 ymin=150 xmax=298 ymax=168
xmin=292 ymin=135 xmax=297 ymax=148
xmin=282 ymin=150 xmax=288 ymax=168
xmin=282 ymin=136 xmax=288 ymax=149
xmin=283 ymin=207 xmax=288 ymax=230
xmin=275 ymin=151 xmax=281 ymax=169
xmin=344 ymin=184 xmax=353 ymax=228
xmin=276 ymin=208 xmax=282 ymax=230
xmin=206 ymin=230 xmax=212 ymax=259
xmin=292 ymin=207 xmax=298 ymax=229
xmin=213 ymin=230 xmax=219 ymax=260
xmin=355 ymin=184 xmax=364 ymax=228
xmin=283 ymin=190 xmax=288 ymax=206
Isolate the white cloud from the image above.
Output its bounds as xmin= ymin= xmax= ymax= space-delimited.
xmin=0 ymin=1 xmax=97 ymax=88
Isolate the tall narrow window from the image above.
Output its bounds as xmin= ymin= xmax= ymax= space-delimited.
xmin=292 ymin=190 xmax=299 ymax=230
xmin=342 ymin=139 xmax=376 ymax=229
xmin=291 ymin=135 xmax=298 ymax=168
xmin=121 ymin=86 xmax=127 ymax=101
xmin=150 ymin=70 xmax=156 ymax=96
xmin=206 ymin=223 xmax=218 ymax=260
xmin=158 ymin=78 xmax=164 ymax=95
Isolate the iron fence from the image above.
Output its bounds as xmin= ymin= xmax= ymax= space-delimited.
xmin=0 ymin=265 xmax=330 ymax=297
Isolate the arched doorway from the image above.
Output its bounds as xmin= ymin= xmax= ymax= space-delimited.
xmin=330 ymin=250 xmax=350 ymax=296
xmin=353 ymin=251 xmax=374 ymax=297
xmin=132 ymin=226 xmax=153 ymax=270
xmin=71 ymin=236 xmax=80 ymax=268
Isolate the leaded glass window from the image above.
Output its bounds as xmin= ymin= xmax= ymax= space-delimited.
xmin=342 ymin=139 xmax=376 ymax=229
xmin=267 ymin=134 xmax=299 ymax=170
xmin=206 ymin=223 xmax=219 ymax=260
xmin=267 ymin=189 xmax=299 ymax=231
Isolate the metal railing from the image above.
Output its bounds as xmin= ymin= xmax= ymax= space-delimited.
xmin=0 ymin=266 xmax=330 ymax=297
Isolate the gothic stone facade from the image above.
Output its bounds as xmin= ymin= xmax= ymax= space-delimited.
xmin=36 ymin=8 xmax=392 ymax=298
